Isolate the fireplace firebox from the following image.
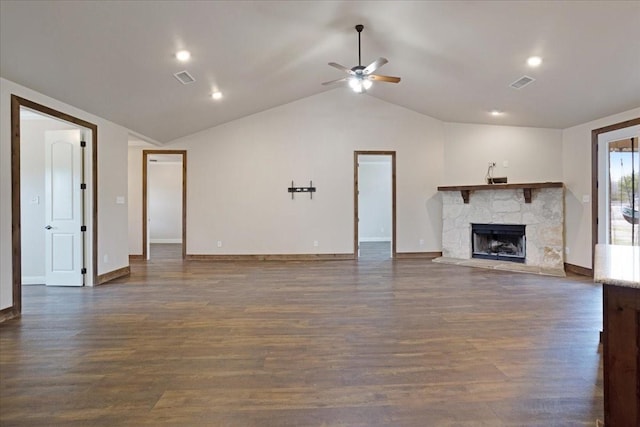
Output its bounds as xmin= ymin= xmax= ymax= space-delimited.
xmin=471 ymin=223 xmax=526 ymax=263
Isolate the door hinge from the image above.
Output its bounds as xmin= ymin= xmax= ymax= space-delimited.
xmin=81 ymin=225 xmax=87 ymax=232
xmin=81 ymin=268 xmax=87 ymax=274
xmin=80 ymin=140 xmax=86 ymax=147
xmin=80 ymin=183 xmax=86 ymax=190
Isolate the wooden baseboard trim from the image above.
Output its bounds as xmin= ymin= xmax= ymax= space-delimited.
xmin=96 ymin=266 xmax=131 ymax=285
xmin=129 ymin=254 xmax=145 ymax=261
xmin=186 ymin=253 xmax=355 ymax=262
xmin=0 ymin=306 xmax=20 ymax=323
xmin=564 ymin=262 xmax=593 ymax=277
xmin=395 ymin=251 xmax=443 ymax=259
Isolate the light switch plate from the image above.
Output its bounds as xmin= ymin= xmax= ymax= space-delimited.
xmin=116 ymin=196 xmax=125 ymax=205
xmin=582 ymin=195 xmax=590 ymax=203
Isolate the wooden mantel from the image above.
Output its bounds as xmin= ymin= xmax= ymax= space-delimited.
xmin=437 ymin=182 xmax=563 ymax=204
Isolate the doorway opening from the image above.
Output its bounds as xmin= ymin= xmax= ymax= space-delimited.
xmin=593 ymin=118 xmax=640 ymax=255
xmin=20 ymin=108 xmax=89 ymax=287
xmin=354 ymin=151 xmax=396 ymax=260
xmin=142 ymin=150 xmax=187 ymax=260
xmin=11 ymin=95 xmax=98 ymax=314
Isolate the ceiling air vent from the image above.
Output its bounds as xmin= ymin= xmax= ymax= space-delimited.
xmin=174 ymin=70 xmax=195 ymax=85
xmin=510 ymin=75 xmax=535 ymax=89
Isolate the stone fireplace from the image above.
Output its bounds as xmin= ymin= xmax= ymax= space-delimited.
xmin=435 ymin=183 xmax=564 ymax=276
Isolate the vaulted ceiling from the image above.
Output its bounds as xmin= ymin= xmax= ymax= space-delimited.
xmin=1 ymin=1 xmax=639 ymax=144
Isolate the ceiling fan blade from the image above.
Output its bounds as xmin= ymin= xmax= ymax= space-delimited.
xmin=321 ymin=77 xmax=350 ymax=86
xmin=369 ymin=74 xmax=401 ymax=83
xmin=328 ymin=62 xmax=355 ymax=75
xmin=363 ymin=57 xmax=388 ymax=74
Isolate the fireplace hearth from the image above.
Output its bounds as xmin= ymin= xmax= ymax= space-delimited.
xmin=472 ymin=223 xmax=525 ymax=263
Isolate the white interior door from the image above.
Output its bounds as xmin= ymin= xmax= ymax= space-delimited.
xmin=45 ymin=130 xmax=84 ymax=286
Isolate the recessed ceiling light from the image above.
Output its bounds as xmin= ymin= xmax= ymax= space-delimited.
xmin=176 ymin=50 xmax=191 ymax=62
xmin=211 ymin=91 xmax=223 ymax=100
xmin=527 ymin=56 xmax=542 ymax=67
xmin=490 ymin=110 xmax=504 ymax=116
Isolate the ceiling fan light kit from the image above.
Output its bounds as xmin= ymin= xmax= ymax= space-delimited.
xmin=323 ymin=24 xmax=401 ymax=93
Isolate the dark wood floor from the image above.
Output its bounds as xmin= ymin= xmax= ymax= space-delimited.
xmin=359 ymin=241 xmax=391 ymax=260
xmin=1 ymin=248 xmax=604 ymax=426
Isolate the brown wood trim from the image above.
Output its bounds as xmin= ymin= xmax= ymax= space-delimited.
xmin=564 ymin=262 xmax=593 ymax=277
xmin=186 ymin=253 xmax=355 ymax=261
xmin=591 ymin=118 xmax=640 ymax=269
xmin=129 ymin=254 xmax=145 ymax=261
xmin=395 ymin=251 xmax=443 ymax=259
xmin=438 ymin=182 xmax=563 ymax=204
xmin=437 ymin=182 xmax=564 ymax=191
xmin=11 ymin=96 xmax=21 ymax=314
xmin=354 ymin=151 xmax=397 ymax=259
xmin=0 ymin=306 xmax=20 ymax=323
xmin=10 ymin=95 xmax=99 ymax=317
xmin=96 ymin=266 xmax=130 ymax=285
xmin=142 ymin=150 xmax=187 ymax=260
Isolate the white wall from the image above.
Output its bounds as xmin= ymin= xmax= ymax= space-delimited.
xmin=20 ymin=117 xmax=76 ymax=283
xmin=443 ymin=123 xmax=563 ymax=185
xmin=127 ymin=147 xmax=144 ymax=255
xmin=148 ymin=162 xmax=182 ymax=243
xmin=562 ymin=107 xmax=640 ymax=269
xmin=126 ymin=89 xmax=445 ymax=256
xmin=358 ymin=158 xmax=392 ymax=242
xmin=1 ymin=77 xmax=134 ymax=310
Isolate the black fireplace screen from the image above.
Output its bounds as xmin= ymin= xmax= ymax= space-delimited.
xmin=471 ymin=223 xmax=526 ymax=263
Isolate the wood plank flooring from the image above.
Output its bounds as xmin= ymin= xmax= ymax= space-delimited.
xmin=359 ymin=242 xmax=391 ymax=260
xmin=1 ymin=248 xmax=604 ymax=426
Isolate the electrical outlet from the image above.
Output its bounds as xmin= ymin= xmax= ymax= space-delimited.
xmin=103 ymin=254 xmax=109 ymax=264
xmin=313 ymin=240 xmax=319 ymax=247
xmin=565 ymin=247 xmax=570 ymax=255
xmin=503 ymin=160 xmax=509 ymax=168
xmin=488 ymin=161 xmax=496 ymax=167
xmin=217 ymin=241 xmax=222 ymax=248
xmin=419 ymin=239 xmax=424 ymax=246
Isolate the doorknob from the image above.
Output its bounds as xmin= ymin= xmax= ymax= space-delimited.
xmin=45 ymin=225 xmax=53 ymax=230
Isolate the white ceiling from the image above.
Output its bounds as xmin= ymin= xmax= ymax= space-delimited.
xmin=1 ymin=1 xmax=639 ymax=144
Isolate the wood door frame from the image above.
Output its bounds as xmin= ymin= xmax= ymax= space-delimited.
xmin=142 ymin=150 xmax=187 ymax=259
xmin=354 ymin=151 xmax=397 ymax=258
xmin=10 ymin=94 xmax=98 ymax=316
xmin=591 ymin=117 xmax=640 ymax=264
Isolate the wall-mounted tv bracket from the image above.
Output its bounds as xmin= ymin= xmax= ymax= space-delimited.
xmin=288 ymin=180 xmax=316 ymax=199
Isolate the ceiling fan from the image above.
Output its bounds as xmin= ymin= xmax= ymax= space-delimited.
xmin=322 ymin=24 xmax=401 ymax=93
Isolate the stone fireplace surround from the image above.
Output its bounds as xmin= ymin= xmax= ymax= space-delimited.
xmin=434 ymin=182 xmax=565 ymax=276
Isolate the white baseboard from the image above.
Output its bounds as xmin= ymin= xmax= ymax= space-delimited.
xmin=149 ymin=239 xmax=182 ymax=244
xmin=359 ymin=238 xmax=392 ymax=243
xmin=22 ymin=276 xmax=45 ymax=285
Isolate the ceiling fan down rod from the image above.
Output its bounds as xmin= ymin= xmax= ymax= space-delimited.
xmin=356 ymin=24 xmax=363 ymax=67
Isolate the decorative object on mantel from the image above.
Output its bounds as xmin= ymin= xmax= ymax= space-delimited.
xmin=288 ymin=181 xmax=316 ymax=199
xmin=437 ymin=182 xmax=563 ymax=204
xmin=484 ymin=162 xmax=507 ymax=184
xmin=487 ymin=177 xmax=508 ymax=184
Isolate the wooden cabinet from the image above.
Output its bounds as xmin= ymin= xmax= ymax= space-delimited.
xmin=602 ymin=284 xmax=640 ymax=426
xmin=596 ymin=244 xmax=640 ymax=427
